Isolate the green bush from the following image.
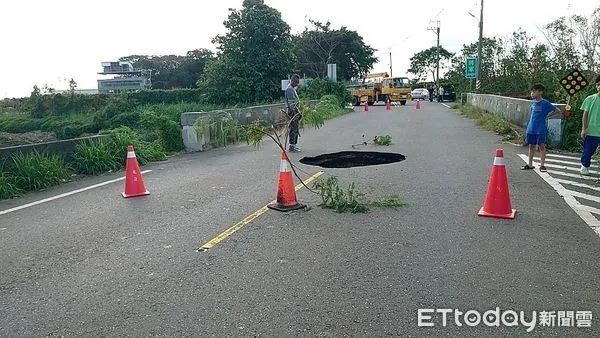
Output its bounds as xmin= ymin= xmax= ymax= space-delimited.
xmin=459 ymin=104 xmax=513 ymax=136
xmin=134 ymin=102 xmax=226 ymax=122
xmin=102 ymin=126 xmax=167 ymax=165
xmin=102 ymin=96 xmax=136 ymax=120
xmin=482 ymin=115 xmax=511 ymax=134
xmin=133 ymin=140 xmax=168 ymax=164
xmin=299 ymin=78 xmax=353 ymax=108
xmin=124 ymin=88 xmax=204 ymax=106
xmin=313 ymin=175 xmax=369 ymax=213
xmin=9 ymin=150 xmax=70 ymax=191
xmin=0 ymin=173 xmax=20 ymax=199
xmin=56 ymin=124 xmax=86 ymax=139
xmin=300 ymin=95 xmax=347 ymax=129
xmin=138 ymin=111 xmax=184 ymax=152
xmin=72 ymin=139 xmax=122 ymax=175
xmin=0 ymin=116 xmax=44 ymax=133
xmin=38 ymin=116 xmax=92 ymax=139
xmin=107 ymin=111 xmax=141 ymax=129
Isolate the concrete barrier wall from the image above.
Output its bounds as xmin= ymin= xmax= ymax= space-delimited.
xmin=181 ymin=101 xmax=319 ymax=152
xmin=0 ymin=101 xmax=320 ymax=166
xmin=0 ymin=135 xmax=110 ymax=167
xmin=466 ymin=93 xmax=566 ymax=143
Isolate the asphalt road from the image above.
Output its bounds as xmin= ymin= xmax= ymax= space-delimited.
xmin=1 ymin=100 xmax=599 ymax=337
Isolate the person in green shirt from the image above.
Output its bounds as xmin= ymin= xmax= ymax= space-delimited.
xmin=580 ymin=74 xmax=600 ymax=175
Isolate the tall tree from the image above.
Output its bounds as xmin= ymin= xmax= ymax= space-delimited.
xmin=407 ymin=46 xmax=453 ymax=83
xmin=541 ymin=17 xmax=580 ymax=71
xmin=571 ymin=7 xmax=600 ymax=72
xmin=294 ymin=20 xmax=377 ymax=81
xmin=120 ymin=49 xmax=213 ymax=89
xmin=198 ymin=0 xmax=296 ymax=104
xmin=29 ymin=85 xmax=44 ymax=118
xmin=68 ymin=78 xmax=78 ymax=93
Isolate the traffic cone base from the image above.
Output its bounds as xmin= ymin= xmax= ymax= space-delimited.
xmin=122 ymin=145 xmax=150 ymax=198
xmin=478 ymin=207 xmax=516 ymax=219
xmin=267 ymin=201 xmax=305 ymax=212
xmin=268 ymin=151 xmax=305 ymax=212
xmin=122 ymin=189 xmax=150 ymax=198
xmin=478 ymin=149 xmax=516 ymax=219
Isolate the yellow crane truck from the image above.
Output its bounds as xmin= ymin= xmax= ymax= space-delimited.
xmin=348 ymin=72 xmax=412 ymax=106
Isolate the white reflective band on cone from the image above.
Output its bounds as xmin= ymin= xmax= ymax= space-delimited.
xmin=280 ymin=160 xmax=290 ymax=172
xmin=493 ymin=157 xmax=506 ymax=166
xmin=127 ymin=151 xmax=136 ymax=159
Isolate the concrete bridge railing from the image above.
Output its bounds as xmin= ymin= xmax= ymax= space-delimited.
xmin=181 ymin=100 xmax=319 ymax=152
xmin=466 ymin=93 xmax=566 ymax=144
xmin=0 ymin=135 xmax=110 ymax=167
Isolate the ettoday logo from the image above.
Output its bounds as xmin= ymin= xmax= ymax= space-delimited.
xmin=418 ymin=308 xmax=592 ymax=332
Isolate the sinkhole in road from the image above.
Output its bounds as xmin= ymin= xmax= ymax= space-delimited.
xmin=299 ymin=151 xmax=406 ymax=168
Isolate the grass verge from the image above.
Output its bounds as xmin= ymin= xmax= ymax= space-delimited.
xmin=456 ymin=103 xmax=523 ymax=145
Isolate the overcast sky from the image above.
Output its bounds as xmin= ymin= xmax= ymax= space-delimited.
xmin=0 ymin=0 xmax=597 ymax=99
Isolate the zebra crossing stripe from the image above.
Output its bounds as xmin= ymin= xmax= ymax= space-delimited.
xmin=545 ymin=153 xmax=597 ymax=163
xmin=518 ymin=154 xmax=600 ymax=234
xmin=546 ymin=170 xmax=598 ymax=182
xmin=553 ymin=178 xmax=600 ymax=192
xmin=537 ymin=162 xmax=599 ymax=175
xmin=532 ymin=157 xmax=584 ymax=166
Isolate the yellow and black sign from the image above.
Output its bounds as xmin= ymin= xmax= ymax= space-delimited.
xmin=560 ymin=69 xmax=588 ymax=96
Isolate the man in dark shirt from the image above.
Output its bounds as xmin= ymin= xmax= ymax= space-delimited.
xmin=285 ymin=74 xmax=301 ymax=152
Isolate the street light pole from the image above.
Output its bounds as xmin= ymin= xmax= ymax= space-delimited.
xmin=476 ymin=0 xmax=484 ymax=90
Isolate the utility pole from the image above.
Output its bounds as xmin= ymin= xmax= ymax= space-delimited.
xmin=476 ymin=0 xmax=484 ymax=90
xmin=428 ymin=21 xmax=441 ymax=88
xmin=389 ymin=51 xmax=393 ymax=77
xmin=436 ymin=24 xmax=440 ymax=88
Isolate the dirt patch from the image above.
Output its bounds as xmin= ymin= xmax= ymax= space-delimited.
xmin=0 ymin=131 xmax=58 ymax=148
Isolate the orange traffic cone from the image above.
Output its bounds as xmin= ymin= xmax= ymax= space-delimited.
xmin=122 ymin=145 xmax=150 ymax=198
xmin=416 ymin=100 xmax=421 ymax=110
xmin=386 ymin=99 xmax=391 ymax=110
xmin=478 ymin=149 xmax=516 ymax=219
xmin=364 ymin=100 xmax=369 ymax=112
xmin=267 ymin=151 xmax=305 ymax=212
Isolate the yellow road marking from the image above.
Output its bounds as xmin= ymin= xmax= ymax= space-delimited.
xmin=198 ymin=171 xmax=324 ymax=251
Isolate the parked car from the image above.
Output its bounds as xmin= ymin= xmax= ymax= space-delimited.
xmin=440 ymin=86 xmax=456 ymax=102
xmin=411 ymin=88 xmax=429 ymax=100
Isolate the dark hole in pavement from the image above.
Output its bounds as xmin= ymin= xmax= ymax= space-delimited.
xmin=299 ymin=151 xmax=406 ymax=168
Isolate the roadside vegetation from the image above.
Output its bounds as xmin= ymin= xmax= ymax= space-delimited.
xmin=0 ymin=127 xmax=169 ymax=199
xmin=0 ymin=79 xmax=354 ymax=200
xmin=408 ymin=6 xmax=600 ymax=152
xmin=455 ymin=104 xmax=523 ymax=145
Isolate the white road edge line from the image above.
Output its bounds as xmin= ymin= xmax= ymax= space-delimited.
xmin=441 ymin=103 xmax=452 ymax=109
xmin=518 ymin=154 xmax=600 ymax=236
xmin=0 ymin=170 xmax=152 ymax=216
